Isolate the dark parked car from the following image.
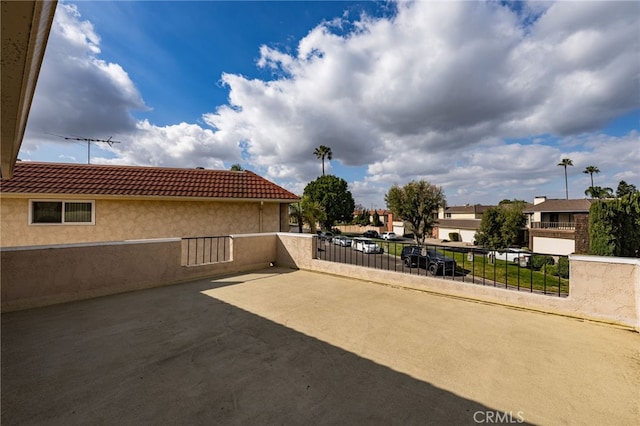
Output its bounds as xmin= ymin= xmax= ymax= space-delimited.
xmin=317 ymin=231 xmax=334 ymax=242
xmin=401 ymin=246 xmax=457 ymax=275
xmin=362 ymin=230 xmax=379 ymax=238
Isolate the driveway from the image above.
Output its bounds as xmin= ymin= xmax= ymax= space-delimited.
xmin=2 ymin=268 xmax=638 ymax=425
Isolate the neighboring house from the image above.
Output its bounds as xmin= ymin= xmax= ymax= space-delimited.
xmin=436 ymin=204 xmax=494 ymax=243
xmin=0 ymin=162 xmax=299 ymax=247
xmin=523 ymin=196 xmax=593 ymax=256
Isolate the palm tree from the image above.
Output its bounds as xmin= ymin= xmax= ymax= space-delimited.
xmin=289 ymin=202 xmax=304 ymax=233
xmin=301 ymin=197 xmax=326 ymax=234
xmin=584 ymin=186 xmax=613 ymax=199
xmin=313 ymin=145 xmax=332 ymax=176
xmin=557 ymin=158 xmax=573 ymax=199
xmin=582 ymin=165 xmax=600 ymax=190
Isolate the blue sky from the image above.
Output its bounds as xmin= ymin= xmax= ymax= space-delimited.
xmin=21 ymin=1 xmax=640 ymax=209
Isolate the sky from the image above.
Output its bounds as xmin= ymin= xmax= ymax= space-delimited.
xmin=20 ymin=0 xmax=640 ymax=210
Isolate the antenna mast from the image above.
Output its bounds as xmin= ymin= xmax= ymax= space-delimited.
xmin=62 ymin=136 xmax=121 ymax=164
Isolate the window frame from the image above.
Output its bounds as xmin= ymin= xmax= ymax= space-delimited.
xmin=29 ymin=200 xmax=96 ymax=225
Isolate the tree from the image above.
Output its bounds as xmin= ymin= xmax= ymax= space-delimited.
xmin=289 ymin=202 xmax=304 ymax=233
xmin=300 ymin=196 xmax=326 ymax=234
xmin=557 ymin=158 xmax=573 ymax=199
xmin=303 ymin=175 xmax=355 ymax=230
xmin=584 ymin=186 xmax=613 ymax=199
xmin=474 ymin=201 xmax=527 ymax=249
xmin=589 ymin=192 xmax=640 ymax=257
xmin=372 ymin=211 xmax=382 ymax=226
xmin=313 ymin=145 xmax=332 ymax=176
xmin=582 ymin=165 xmax=600 ymax=190
xmin=385 ymin=180 xmax=446 ymax=245
xmin=354 ymin=208 xmax=370 ymax=226
xmin=616 ymin=180 xmax=638 ymax=197
xmin=230 ymin=163 xmax=244 ymax=171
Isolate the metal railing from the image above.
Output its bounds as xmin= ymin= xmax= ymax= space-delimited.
xmin=316 ymin=237 xmax=569 ymax=297
xmin=182 ymin=236 xmax=231 ymax=266
xmin=530 ymin=222 xmax=575 ymax=230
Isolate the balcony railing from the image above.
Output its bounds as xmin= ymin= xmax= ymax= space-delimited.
xmin=182 ymin=236 xmax=231 ymax=266
xmin=530 ymin=222 xmax=575 ymax=230
xmin=316 ymin=238 xmax=569 ymax=297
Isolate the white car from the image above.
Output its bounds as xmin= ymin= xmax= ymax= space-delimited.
xmin=352 ymin=238 xmax=384 ymax=254
xmin=487 ymin=248 xmax=532 ymax=263
xmin=332 ymin=236 xmax=352 ymax=247
xmin=381 ymin=232 xmax=397 ymax=240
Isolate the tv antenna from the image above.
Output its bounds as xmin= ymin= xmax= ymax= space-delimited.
xmin=48 ymin=134 xmax=121 ymax=164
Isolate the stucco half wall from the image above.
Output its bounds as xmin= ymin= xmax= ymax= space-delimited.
xmin=2 ymin=233 xmax=639 ymax=330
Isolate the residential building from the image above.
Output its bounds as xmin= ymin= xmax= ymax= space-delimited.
xmin=0 ymin=162 xmax=299 ymax=247
xmin=523 ymin=196 xmax=593 ymax=255
xmin=436 ymin=204 xmax=494 ymax=243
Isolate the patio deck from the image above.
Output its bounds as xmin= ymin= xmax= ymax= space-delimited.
xmin=2 ymin=268 xmax=638 ymax=425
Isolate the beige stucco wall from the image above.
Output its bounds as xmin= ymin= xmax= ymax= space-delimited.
xmin=0 ymin=234 xmax=279 ymax=312
xmin=568 ymin=255 xmax=639 ymax=328
xmin=2 ymin=233 xmax=638 ymax=330
xmin=303 ymin=255 xmax=639 ymax=330
xmin=0 ymin=196 xmax=285 ymax=247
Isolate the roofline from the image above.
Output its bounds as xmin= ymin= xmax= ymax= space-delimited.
xmin=0 ymin=193 xmax=300 ymax=203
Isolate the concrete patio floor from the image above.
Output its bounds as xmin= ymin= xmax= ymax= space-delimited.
xmin=2 ymin=268 xmax=639 ymax=425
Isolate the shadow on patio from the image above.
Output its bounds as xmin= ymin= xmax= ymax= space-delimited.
xmin=3 ymin=267 xmax=638 ymax=425
xmin=2 ymin=268 xmax=510 ymax=426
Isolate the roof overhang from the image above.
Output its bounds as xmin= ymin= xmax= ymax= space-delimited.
xmin=0 ymin=192 xmax=300 ymax=204
xmin=1 ymin=0 xmax=57 ymax=179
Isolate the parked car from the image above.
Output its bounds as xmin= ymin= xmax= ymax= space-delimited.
xmin=380 ymin=231 xmax=397 ymax=240
xmin=400 ymin=246 xmax=457 ymax=275
xmin=487 ymin=248 xmax=532 ymax=264
xmin=362 ymin=230 xmax=380 ymax=238
xmin=317 ymin=231 xmax=334 ymax=242
xmin=332 ymin=236 xmax=352 ymax=247
xmin=352 ymin=237 xmax=384 ymax=254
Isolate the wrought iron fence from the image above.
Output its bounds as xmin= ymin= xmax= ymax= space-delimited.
xmin=316 ymin=236 xmax=569 ymax=297
xmin=182 ymin=236 xmax=231 ymax=266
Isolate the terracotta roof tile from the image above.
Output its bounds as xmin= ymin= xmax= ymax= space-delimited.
xmin=1 ymin=162 xmax=300 ymax=201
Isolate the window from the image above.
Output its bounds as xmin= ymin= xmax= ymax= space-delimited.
xmin=31 ymin=201 xmax=94 ymax=224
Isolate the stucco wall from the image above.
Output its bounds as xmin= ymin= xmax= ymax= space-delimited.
xmin=2 ymin=233 xmax=638 ymax=330
xmin=302 ymin=254 xmax=639 ymax=330
xmin=0 ymin=235 xmax=278 ymax=312
xmin=0 ymin=197 xmax=284 ymax=247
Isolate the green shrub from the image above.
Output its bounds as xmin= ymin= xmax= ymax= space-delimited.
xmin=449 ymin=232 xmax=461 ymax=242
xmin=531 ymin=255 xmax=554 ymax=270
xmin=541 ymin=263 xmax=557 ymax=276
xmin=556 ymin=257 xmax=569 ymax=279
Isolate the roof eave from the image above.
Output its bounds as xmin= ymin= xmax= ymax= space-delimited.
xmin=0 ymin=193 xmax=300 ymax=203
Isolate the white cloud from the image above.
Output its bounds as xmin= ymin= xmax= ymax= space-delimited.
xmin=200 ymin=0 xmax=638 ymax=205
xmin=21 ymin=1 xmax=639 ymax=208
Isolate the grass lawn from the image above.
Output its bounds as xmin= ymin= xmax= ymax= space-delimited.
xmin=378 ymin=240 xmax=569 ymax=295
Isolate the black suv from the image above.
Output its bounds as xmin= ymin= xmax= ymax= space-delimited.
xmin=362 ymin=230 xmax=379 ymax=238
xmin=400 ymin=246 xmax=457 ymax=276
